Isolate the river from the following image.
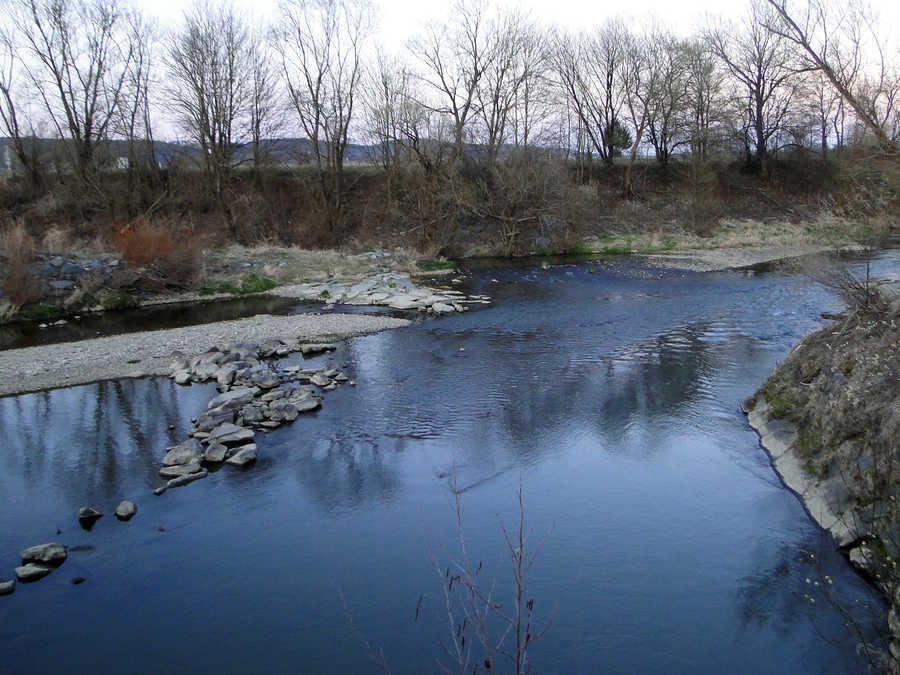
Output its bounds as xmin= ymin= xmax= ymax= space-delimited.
xmin=2 ymin=254 xmax=897 ymax=673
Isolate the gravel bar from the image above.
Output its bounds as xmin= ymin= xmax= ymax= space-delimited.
xmin=0 ymin=313 xmax=411 ymax=397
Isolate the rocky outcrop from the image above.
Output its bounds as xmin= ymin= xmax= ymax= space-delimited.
xmin=270 ymin=273 xmax=490 ymax=315
xmin=743 ymin=399 xmax=855 ymax=547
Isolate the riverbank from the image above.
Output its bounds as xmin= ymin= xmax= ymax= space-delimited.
xmin=742 ymin=278 xmax=900 ymax=669
xmin=0 ymin=313 xmax=410 ymax=397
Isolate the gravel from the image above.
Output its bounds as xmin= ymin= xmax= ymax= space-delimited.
xmin=0 ymin=313 xmax=410 ymax=397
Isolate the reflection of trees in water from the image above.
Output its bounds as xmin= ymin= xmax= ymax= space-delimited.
xmin=0 ymin=378 xmax=200 ymax=507
xmin=287 ymin=430 xmax=402 ymax=512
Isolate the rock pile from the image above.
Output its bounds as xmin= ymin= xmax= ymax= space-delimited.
xmin=158 ymin=339 xmax=352 ymax=493
xmin=271 ymin=273 xmax=491 ymax=315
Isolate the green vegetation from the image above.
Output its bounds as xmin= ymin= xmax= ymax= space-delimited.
xmin=20 ymin=303 xmax=63 ymax=321
xmin=98 ymin=290 xmax=137 ymax=310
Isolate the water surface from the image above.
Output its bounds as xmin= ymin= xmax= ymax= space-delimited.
xmin=2 ymin=254 xmax=897 ymax=673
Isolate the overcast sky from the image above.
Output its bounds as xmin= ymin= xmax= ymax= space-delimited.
xmin=138 ymin=0 xmax=899 ymax=47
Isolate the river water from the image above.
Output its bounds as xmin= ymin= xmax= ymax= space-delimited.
xmin=2 ymin=254 xmax=897 ymax=673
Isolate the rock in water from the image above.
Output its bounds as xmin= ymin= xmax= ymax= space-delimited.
xmin=167 ymin=469 xmax=208 ymax=488
xmin=77 ymin=507 xmax=103 ymax=528
xmin=300 ymin=343 xmax=336 ymax=356
xmin=15 ymin=564 xmax=53 ymax=582
xmin=162 ymin=438 xmax=204 ymax=466
xmin=21 ymin=543 xmax=67 ymax=565
xmin=203 ymin=441 xmax=229 ymax=463
xmin=159 ymin=461 xmax=202 ymax=478
xmin=226 ymin=445 xmax=258 ymax=466
xmin=78 ymin=506 xmax=103 ymax=521
xmin=0 ymin=578 xmax=15 ymax=595
xmin=115 ymin=501 xmax=137 ymax=521
xmin=208 ymin=422 xmax=255 ymax=446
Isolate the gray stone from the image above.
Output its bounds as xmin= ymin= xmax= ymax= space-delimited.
xmin=241 ymin=405 xmax=265 ymax=423
xmin=216 ymin=365 xmax=238 ymax=387
xmin=271 ymin=400 xmax=299 ymax=421
xmin=77 ymin=507 xmax=103 ymax=522
xmin=388 ymin=295 xmax=419 ymax=310
xmin=194 ymin=407 xmax=235 ymax=432
xmin=226 ymin=445 xmax=258 ymax=466
xmin=159 ymin=461 xmax=202 ymax=478
xmin=310 ymin=373 xmax=331 ymax=387
xmin=259 ymin=339 xmax=284 ymax=358
xmin=265 ymin=409 xmax=285 ymax=422
xmin=0 ymin=578 xmax=14 ymax=595
xmin=334 ymin=373 xmax=349 ymax=382
xmin=300 ymin=343 xmax=337 ymax=356
xmin=203 ymin=441 xmax=229 ymax=463
xmin=431 ymin=302 xmax=455 ymax=314
xmin=259 ymin=420 xmax=282 ymax=429
xmin=250 ymin=369 xmax=280 ymax=389
xmin=293 ymin=397 xmax=321 ymax=413
xmin=115 ymin=500 xmax=137 ymax=521
xmin=15 ymin=564 xmax=53 ymax=582
xmin=260 ymin=387 xmax=288 ymax=402
xmin=207 ymin=387 xmax=258 ymax=411
xmin=209 ymin=422 xmax=255 ymax=446
xmin=323 ymin=369 xmax=338 ymax=378
xmin=167 ymin=469 xmax=208 ymax=488
xmin=174 ymin=370 xmax=192 ymax=385
xmin=163 ymin=438 xmax=204 ymax=466
xmin=21 ymin=543 xmax=67 ymax=565
xmin=192 ymin=361 xmax=220 ymax=381
xmin=154 ymin=486 xmax=168 ymax=496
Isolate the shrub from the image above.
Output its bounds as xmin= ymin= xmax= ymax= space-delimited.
xmin=113 ymin=218 xmax=205 ymax=290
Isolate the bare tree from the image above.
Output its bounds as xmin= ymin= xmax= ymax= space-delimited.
xmin=248 ymin=26 xmax=283 ymax=186
xmin=682 ymin=37 xmax=727 ymax=159
xmin=707 ymin=0 xmax=800 ymax=174
xmin=642 ymin=31 xmax=691 ymax=166
xmin=764 ymin=0 xmax=899 ymax=152
xmin=408 ymin=0 xmax=493 ymax=163
xmin=551 ymin=20 xmax=629 ymax=167
xmin=618 ymin=28 xmax=652 ymax=199
xmin=166 ymin=0 xmax=252 ymax=203
xmin=277 ymin=0 xmax=371 ymax=215
xmin=475 ymin=8 xmax=537 ymax=163
xmin=0 ymin=25 xmax=43 ymax=189
xmin=12 ymin=0 xmax=135 ymax=188
xmin=115 ymin=10 xmax=159 ymax=214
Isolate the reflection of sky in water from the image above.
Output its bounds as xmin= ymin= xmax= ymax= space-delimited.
xmin=1 ymin=253 xmax=898 ymax=673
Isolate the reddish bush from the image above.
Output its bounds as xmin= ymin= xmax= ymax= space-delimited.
xmin=113 ymin=219 xmax=206 ymax=290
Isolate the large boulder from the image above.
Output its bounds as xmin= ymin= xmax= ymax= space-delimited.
xmin=21 ymin=543 xmax=67 ymax=565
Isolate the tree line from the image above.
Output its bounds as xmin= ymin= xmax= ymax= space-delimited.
xmin=0 ymin=0 xmax=897 ymax=239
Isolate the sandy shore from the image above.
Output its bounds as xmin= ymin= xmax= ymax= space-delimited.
xmin=0 ymin=313 xmax=410 ymax=398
